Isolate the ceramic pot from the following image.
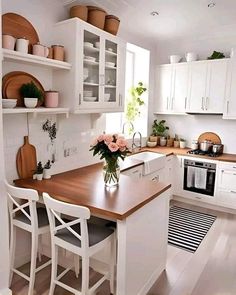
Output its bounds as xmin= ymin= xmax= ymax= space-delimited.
xmin=45 ymin=91 xmax=59 ymax=108
xmin=33 ymin=43 xmax=49 ymax=57
xmin=36 ymin=173 xmax=43 ymax=181
xmin=16 ymin=38 xmax=29 ymax=53
xmin=180 ymin=141 xmax=186 ymax=149
xmin=160 ymin=137 xmax=167 ymax=146
xmin=2 ymin=34 xmax=16 ymax=50
xmin=52 ymin=45 xmax=64 ymax=61
xmin=43 ymin=169 xmax=51 ymax=179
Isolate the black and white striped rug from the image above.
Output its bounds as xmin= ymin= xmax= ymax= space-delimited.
xmin=168 ymin=206 xmax=216 ymax=253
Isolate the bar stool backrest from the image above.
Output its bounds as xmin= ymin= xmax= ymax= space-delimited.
xmin=43 ymin=193 xmax=90 ymax=251
xmin=5 ymin=181 xmax=39 ymax=230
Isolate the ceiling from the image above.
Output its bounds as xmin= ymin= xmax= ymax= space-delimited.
xmin=59 ymin=0 xmax=236 ymax=42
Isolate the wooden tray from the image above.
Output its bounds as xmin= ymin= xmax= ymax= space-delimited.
xmin=2 ymin=13 xmax=39 ymax=53
xmin=2 ymin=71 xmax=44 ymax=107
xmin=198 ymin=132 xmax=221 ymax=144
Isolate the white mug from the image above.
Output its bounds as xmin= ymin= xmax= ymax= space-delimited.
xmin=185 ymin=52 xmax=198 ymax=62
xmin=16 ymin=38 xmax=29 ymax=53
xmin=33 ymin=43 xmax=49 ymax=58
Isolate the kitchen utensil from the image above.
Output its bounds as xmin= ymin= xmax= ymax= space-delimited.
xmin=70 ymin=5 xmax=88 ymax=21
xmin=16 ymin=136 xmax=37 ymax=179
xmin=44 ymin=91 xmax=59 ymax=108
xmin=33 ymin=43 xmax=49 ymax=57
xmin=2 ymin=34 xmax=16 ymax=50
xmin=104 ymin=15 xmax=120 ymax=36
xmin=198 ymin=132 xmax=221 ymax=144
xmin=24 ymin=97 xmax=38 ymax=108
xmin=87 ymin=6 xmax=106 ymax=30
xmin=2 ymin=71 xmax=44 ymax=107
xmin=212 ymin=144 xmax=224 ymax=154
xmin=2 ymin=13 xmax=39 ymax=53
xmin=169 ymin=55 xmax=182 ymax=64
xmin=2 ymin=98 xmax=17 ymax=109
xmin=200 ymin=140 xmax=213 ymax=152
xmin=185 ymin=52 xmax=198 ymax=62
xmin=16 ymin=37 xmax=29 ymax=54
xmin=52 ymin=45 xmax=65 ymax=61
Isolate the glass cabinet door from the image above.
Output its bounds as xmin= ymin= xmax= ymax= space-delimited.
xmin=81 ymin=30 xmax=101 ymax=107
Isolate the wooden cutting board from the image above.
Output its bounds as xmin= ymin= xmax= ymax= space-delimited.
xmin=2 ymin=71 xmax=44 ymax=107
xmin=198 ymin=132 xmax=222 ymax=144
xmin=2 ymin=12 xmax=39 ymax=53
xmin=16 ymin=136 xmax=37 ymax=179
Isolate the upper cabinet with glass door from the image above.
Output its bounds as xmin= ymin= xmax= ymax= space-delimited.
xmin=52 ymin=18 xmax=126 ymax=113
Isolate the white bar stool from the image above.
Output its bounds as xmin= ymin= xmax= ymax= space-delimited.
xmin=43 ymin=192 xmax=116 ymax=295
xmin=5 ymin=182 xmax=51 ymax=295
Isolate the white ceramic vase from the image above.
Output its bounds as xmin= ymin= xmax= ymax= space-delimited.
xmin=43 ymin=169 xmax=51 ymax=179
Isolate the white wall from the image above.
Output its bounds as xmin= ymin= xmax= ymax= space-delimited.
xmin=151 ymin=33 xmax=236 ymax=152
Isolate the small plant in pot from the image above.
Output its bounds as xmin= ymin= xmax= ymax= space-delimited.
xmin=43 ymin=160 xmax=52 ymax=179
xmin=151 ymin=119 xmax=169 ymax=145
xmin=20 ymin=81 xmax=43 ymax=108
xmin=179 ymin=138 xmax=186 ymax=149
xmin=36 ymin=161 xmax=44 ymax=180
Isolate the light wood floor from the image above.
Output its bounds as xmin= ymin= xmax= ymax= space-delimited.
xmin=11 ymin=200 xmax=236 ymax=295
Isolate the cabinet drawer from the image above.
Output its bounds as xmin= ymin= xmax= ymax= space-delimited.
xmin=218 ymin=169 xmax=236 ymax=191
xmin=122 ymin=165 xmax=142 ymax=179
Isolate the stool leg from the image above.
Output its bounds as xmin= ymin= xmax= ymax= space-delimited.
xmin=9 ymin=225 xmax=16 ymax=287
xmin=109 ymin=235 xmax=116 ymax=295
xmin=81 ymin=256 xmax=89 ymax=295
xmin=38 ymin=235 xmax=42 ymax=262
xmin=74 ymin=255 xmax=80 ymax=278
xmin=49 ymin=244 xmax=58 ymax=295
xmin=28 ymin=232 xmax=38 ymax=295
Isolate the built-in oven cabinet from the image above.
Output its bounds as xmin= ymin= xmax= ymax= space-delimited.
xmin=121 ymin=165 xmax=143 ymax=179
xmin=215 ymin=162 xmax=236 ymax=208
xmin=173 ymin=156 xmax=217 ymax=204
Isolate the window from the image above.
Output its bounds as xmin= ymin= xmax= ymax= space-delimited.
xmin=106 ymin=43 xmax=150 ymax=137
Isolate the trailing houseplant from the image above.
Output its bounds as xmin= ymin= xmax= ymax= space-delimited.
xmin=90 ymin=134 xmax=130 ymax=187
xmin=20 ymin=81 xmax=43 ymax=108
xmin=125 ymin=81 xmax=147 ymax=135
xmin=42 ymin=119 xmax=57 ymax=143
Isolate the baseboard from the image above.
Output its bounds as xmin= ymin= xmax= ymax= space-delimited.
xmin=173 ymin=195 xmax=236 ymax=214
xmin=0 ymin=288 xmax=12 ymax=295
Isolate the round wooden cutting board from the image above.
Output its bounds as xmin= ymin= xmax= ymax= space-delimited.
xmin=198 ymin=132 xmax=222 ymax=144
xmin=2 ymin=71 xmax=44 ymax=107
xmin=2 ymin=13 xmax=40 ymax=53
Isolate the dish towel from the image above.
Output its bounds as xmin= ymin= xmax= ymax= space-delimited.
xmin=187 ymin=166 xmax=195 ymax=188
xmin=194 ymin=167 xmax=207 ymax=189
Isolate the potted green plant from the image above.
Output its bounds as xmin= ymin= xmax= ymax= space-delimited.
xmin=36 ymin=161 xmax=44 ymax=180
xmin=151 ymin=119 xmax=169 ymax=145
xmin=43 ymin=160 xmax=52 ymax=179
xmin=20 ymin=81 xmax=43 ymax=108
xmin=179 ymin=138 xmax=186 ymax=149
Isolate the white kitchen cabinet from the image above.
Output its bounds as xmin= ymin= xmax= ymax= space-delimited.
xmin=155 ymin=63 xmax=188 ymax=114
xmin=216 ymin=162 xmax=236 ymax=208
xmin=122 ymin=165 xmax=142 ymax=179
xmin=187 ymin=59 xmax=228 ymax=113
xmin=143 ymin=168 xmax=165 ymax=183
xmin=52 ymin=18 xmax=126 ymax=114
xmin=223 ymin=59 xmax=236 ymax=119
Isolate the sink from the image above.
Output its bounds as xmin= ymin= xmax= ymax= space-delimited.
xmin=128 ymin=151 xmax=166 ymax=175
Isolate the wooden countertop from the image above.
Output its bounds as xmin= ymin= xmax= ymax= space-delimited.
xmin=14 ymin=163 xmax=171 ymax=220
xmin=141 ymin=146 xmax=236 ymax=162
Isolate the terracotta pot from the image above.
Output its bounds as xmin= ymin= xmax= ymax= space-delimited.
xmin=87 ymin=6 xmax=106 ymax=29
xmin=167 ymin=138 xmax=174 ymax=147
xmin=104 ymin=15 xmax=120 ymax=35
xmin=70 ymin=5 xmax=88 ymax=21
xmin=52 ymin=45 xmax=65 ymax=61
xmin=174 ymin=140 xmax=180 ymax=148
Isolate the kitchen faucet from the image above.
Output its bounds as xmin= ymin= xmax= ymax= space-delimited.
xmin=132 ymin=131 xmax=142 ymax=152
xmin=122 ymin=121 xmax=134 ymax=134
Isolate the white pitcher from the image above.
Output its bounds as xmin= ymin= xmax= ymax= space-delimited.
xmin=16 ymin=38 xmax=29 ymax=54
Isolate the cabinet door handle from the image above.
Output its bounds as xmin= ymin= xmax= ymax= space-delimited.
xmin=79 ymin=93 xmax=82 ymax=105
xmin=201 ymin=97 xmax=204 ymax=110
xmin=185 ymin=97 xmax=187 ymax=109
xmin=119 ymin=94 xmax=122 ymax=106
xmin=205 ymin=97 xmax=209 ymax=111
xmin=227 ymin=101 xmax=229 ymax=114
xmin=171 ymin=97 xmax=174 ymax=110
xmin=166 ymin=97 xmax=169 ymax=110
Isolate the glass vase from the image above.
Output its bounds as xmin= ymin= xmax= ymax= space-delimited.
xmin=103 ymin=160 xmax=120 ymax=187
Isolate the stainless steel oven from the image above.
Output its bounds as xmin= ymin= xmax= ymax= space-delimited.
xmin=183 ymin=159 xmax=216 ymax=196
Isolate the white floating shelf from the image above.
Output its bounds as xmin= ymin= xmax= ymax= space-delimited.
xmin=2 ymin=48 xmax=72 ymax=70
xmin=2 ymin=107 xmax=69 ymax=118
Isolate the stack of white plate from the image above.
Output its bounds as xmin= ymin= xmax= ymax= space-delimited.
xmin=84 ymin=56 xmax=96 ymax=62
xmin=84 ymin=97 xmax=97 ymax=102
xmin=84 ymin=42 xmax=93 ymax=48
xmin=2 ymin=98 xmax=17 ymax=108
xmin=105 ymin=61 xmax=115 ymax=67
xmin=84 ymin=90 xmax=93 ymax=97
